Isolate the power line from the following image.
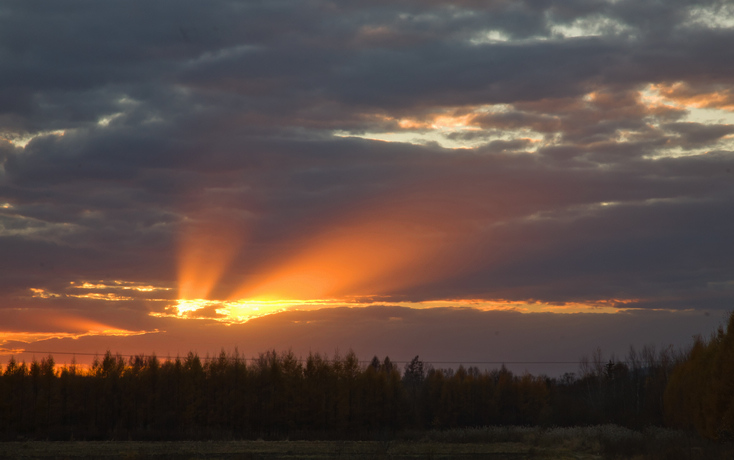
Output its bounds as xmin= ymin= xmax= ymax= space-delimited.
xmin=0 ymin=349 xmax=623 ymax=366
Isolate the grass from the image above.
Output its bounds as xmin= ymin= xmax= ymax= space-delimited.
xmin=0 ymin=439 xmax=593 ymax=459
xmin=404 ymin=425 xmax=734 ymax=459
xmin=1 ymin=426 xmax=732 ymax=459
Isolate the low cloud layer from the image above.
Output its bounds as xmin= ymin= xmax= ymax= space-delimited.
xmin=2 ymin=306 xmax=724 ymax=377
xmin=1 ymin=1 xmax=733 ymax=358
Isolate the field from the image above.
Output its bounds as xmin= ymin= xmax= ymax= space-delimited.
xmin=0 ymin=439 xmax=596 ymax=459
xmin=1 ymin=426 xmax=732 ymax=460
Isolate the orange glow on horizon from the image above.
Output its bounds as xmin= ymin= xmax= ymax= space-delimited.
xmin=154 ymin=298 xmax=353 ymax=323
xmin=0 ymin=317 xmax=157 ymax=348
xmin=52 ymin=317 xmax=148 ymax=335
xmin=155 ymin=296 xmax=642 ymax=325
xmin=172 ymin=169 xmax=642 ymax=323
xmin=173 ymin=179 xmax=474 ymax=307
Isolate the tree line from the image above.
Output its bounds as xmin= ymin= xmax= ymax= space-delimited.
xmin=665 ymin=311 xmax=734 ymax=439
xmin=1 ymin=313 xmax=733 ymax=440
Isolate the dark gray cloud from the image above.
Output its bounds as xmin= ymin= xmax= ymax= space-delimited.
xmin=0 ymin=0 xmax=733 ymax=357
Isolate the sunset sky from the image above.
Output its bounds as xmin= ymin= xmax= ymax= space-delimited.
xmin=1 ymin=0 xmax=733 ymax=375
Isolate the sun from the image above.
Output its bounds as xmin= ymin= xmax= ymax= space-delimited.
xmin=159 ymin=297 xmax=351 ymax=324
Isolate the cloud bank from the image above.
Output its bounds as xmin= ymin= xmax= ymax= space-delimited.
xmin=1 ymin=0 xmax=732 ymax=361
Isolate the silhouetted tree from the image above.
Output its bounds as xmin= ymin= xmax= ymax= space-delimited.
xmin=665 ymin=312 xmax=734 ymax=439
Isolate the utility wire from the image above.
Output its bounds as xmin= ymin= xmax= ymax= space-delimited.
xmin=0 ymin=349 xmax=639 ymax=366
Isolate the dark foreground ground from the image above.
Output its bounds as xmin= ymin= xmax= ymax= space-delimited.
xmin=0 ymin=440 xmax=597 ymax=460
xmin=1 ymin=426 xmax=733 ymax=460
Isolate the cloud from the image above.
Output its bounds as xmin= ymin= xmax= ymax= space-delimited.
xmin=1 ymin=306 xmax=725 ymax=376
xmin=0 ymin=0 xmax=732 ymax=357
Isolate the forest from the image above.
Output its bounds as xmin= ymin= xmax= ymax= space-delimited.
xmin=1 ymin=312 xmax=733 ymax=442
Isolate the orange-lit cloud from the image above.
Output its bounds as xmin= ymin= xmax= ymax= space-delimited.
xmin=67 ymin=292 xmax=134 ymax=301
xmin=644 ymin=82 xmax=734 ymax=111
xmin=153 ymin=298 xmax=351 ymax=323
xmin=412 ymin=298 xmax=638 ymax=314
xmin=0 ymin=316 xmax=157 ymax=351
xmin=386 ymin=108 xmax=483 ymax=131
xmin=28 ymin=281 xmax=174 ymax=303
xmin=70 ymin=280 xmax=171 ymax=292
xmin=30 ymin=288 xmax=61 ymax=299
xmin=154 ymin=296 xmax=638 ymax=325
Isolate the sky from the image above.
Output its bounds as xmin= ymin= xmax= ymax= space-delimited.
xmin=1 ymin=0 xmax=733 ymax=375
